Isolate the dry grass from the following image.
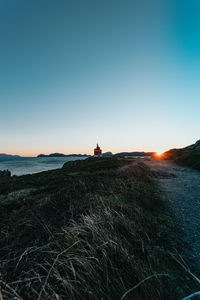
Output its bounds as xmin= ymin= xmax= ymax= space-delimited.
xmin=0 ymin=158 xmax=197 ymax=299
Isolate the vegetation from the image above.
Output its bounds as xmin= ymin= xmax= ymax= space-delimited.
xmin=175 ymin=150 xmax=200 ymax=170
xmin=162 ymin=148 xmax=184 ymax=161
xmin=162 ymin=146 xmax=200 ymax=171
xmin=0 ymin=158 xmax=197 ymax=299
xmin=62 ymin=157 xmax=132 ymax=172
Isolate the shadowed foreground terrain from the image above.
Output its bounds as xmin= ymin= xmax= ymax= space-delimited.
xmin=0 ymin=158 xmax=198 ymax=299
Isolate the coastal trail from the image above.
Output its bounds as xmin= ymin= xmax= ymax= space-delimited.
xmin=146 ymin=160 xmax=200 ymax=273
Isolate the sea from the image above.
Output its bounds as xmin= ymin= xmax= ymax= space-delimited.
xmin=0 ymin=156 xmax=88 ymax=176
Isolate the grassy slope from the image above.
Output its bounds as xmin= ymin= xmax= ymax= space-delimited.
xmin=163 ymin=148 xmax=200 ymax=171
xmin=0 ymin=158 xmax=196 ymax=299
xmin=175 ymin=150 xmax=200 ymax=170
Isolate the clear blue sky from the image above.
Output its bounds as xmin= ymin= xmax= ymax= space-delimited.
xmin=0 ymin=0 xmax=200 ymax=156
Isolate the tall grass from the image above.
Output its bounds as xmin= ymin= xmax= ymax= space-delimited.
xmin=0 ymin=159 xmax=197 ymax=299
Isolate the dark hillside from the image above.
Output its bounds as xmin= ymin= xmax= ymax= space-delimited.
xmin=163 ymin=140 xmax=200 ymax=171
xmin=0 ymin=158 xmax=195 ymax=299
xmin=175 ymin=149 xmax=200 ymax=170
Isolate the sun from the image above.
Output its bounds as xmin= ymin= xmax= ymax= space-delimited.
xmin=154 ymin=150 xmax=164 ymax=159
xmin=156 ymin=150 xmax=163 ymax=156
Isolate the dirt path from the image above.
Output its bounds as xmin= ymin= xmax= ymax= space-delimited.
xmin=146 ymin=160 xmax=200 ymax=273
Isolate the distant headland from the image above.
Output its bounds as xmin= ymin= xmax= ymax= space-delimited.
xmin=0 ymin=154 xmax=21 ymax=158
xmin=0 ymin=154 xmax=22 ymax=160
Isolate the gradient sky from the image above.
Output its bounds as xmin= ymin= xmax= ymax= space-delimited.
xmin=1 ymin=0 xmax=200 ymax=156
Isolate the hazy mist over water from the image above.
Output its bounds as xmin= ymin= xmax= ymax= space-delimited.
xmin=0 ymin=157 xmax=87 ymax=176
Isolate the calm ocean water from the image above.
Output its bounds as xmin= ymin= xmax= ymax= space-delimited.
xmin=0 ymin=156 xmax=87 ymax=176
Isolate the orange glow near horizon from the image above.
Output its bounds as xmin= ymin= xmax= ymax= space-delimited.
xmin=156 ymin=150 xmax=164 ymax=155
xmin=155 ymin=150 xmax=165 ymax=159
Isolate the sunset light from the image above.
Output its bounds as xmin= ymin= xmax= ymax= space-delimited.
xmin=156 ymin=150 xmax=164 ymax=156
xmin=155 ymin=151 xmax=164 ymax=159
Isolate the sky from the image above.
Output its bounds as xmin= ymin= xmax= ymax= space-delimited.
xmin=0 ymin=0 xmax=200 ymax=156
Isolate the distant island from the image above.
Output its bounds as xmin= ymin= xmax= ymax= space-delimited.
xmin=37 ymin=153 xmax=91 ymax=158
xmin=0 ymin=154 xmax=21 ymax=158
xmin=0 ymin=154 xmax=21 ymax=160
